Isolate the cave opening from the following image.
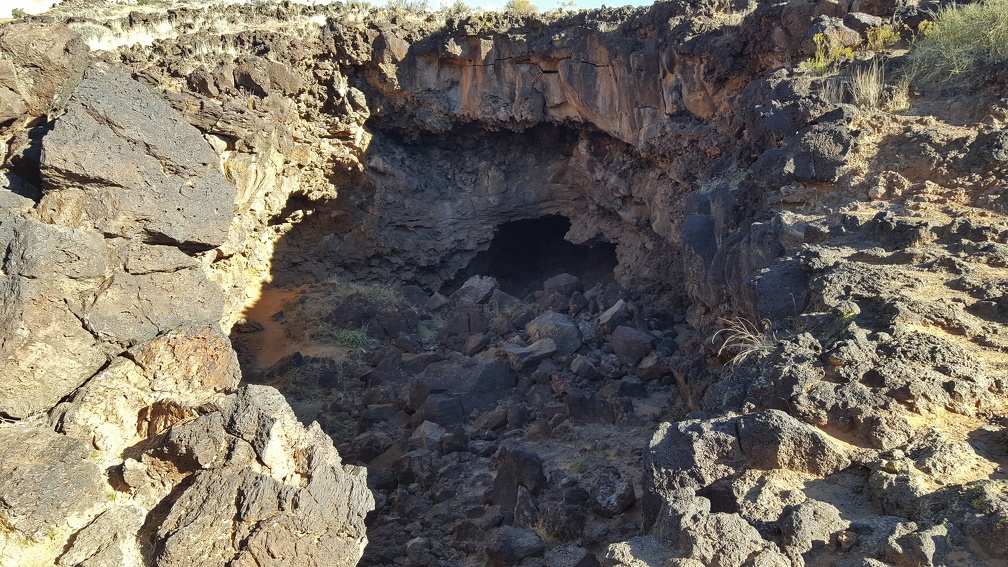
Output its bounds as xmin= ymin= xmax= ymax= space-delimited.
xmin=446 ymin=215 xmax=618 ymax=299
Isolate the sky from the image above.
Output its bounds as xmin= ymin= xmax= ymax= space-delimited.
xmin=0 ymin=0 xmax=655 ymax=19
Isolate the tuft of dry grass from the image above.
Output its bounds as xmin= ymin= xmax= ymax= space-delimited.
xmin=711 ymin=317 xmax=777 ymax=368
xmin=820 ymin=77 xmax=846 ymax=105
xmin=850 ymin=58 xmax=885 ymax=109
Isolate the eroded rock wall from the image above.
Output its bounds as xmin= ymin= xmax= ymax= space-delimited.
xmin=0 ymin=20 xmax=372 ymax=567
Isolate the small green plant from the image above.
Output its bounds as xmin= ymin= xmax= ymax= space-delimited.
xmin=711 ymin=317 xmax=777 ymax=368
xmin=569 ymin=456 xmax=585 ymax=475
xmin=363 ymin=284 xmax=402 ymax=305
xmin=336 ymin=329 xmax=371 ymax=349
xmin=10 ymin=8 xmax=27 ymax=18
xmin=909 ymin=0 xmax=1008 ymax=81
xmin=866 ymin=25 xmax=900 ymax=51
xmin=698 ymin=166 xmax=748 ymax=193
xmin=799 ymin=33 xmax=854 ymax=76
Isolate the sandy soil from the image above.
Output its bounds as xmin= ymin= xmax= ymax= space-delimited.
xmin=240 ymin=284 xmax=346 ymax=367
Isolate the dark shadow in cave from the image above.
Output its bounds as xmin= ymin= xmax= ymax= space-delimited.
xmin=445 ymin=215 xmax=618 ymax=299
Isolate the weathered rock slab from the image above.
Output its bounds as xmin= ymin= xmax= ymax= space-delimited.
xmin=0 ymin=425 xmax=105 ymax=540
xmin=40 ymin=63 xmax=234 ymax=248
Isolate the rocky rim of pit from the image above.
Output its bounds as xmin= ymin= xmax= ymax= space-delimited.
xmin=1 ymin=1 xmax=1007 ymax=566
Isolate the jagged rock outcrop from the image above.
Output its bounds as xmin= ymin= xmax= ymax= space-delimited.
xmin=149 ymin=386 xmax=373 ymax=567
xmin=0 ymin=22 xmax=87 ymax=125
xmin=0 ymin=61 xmax=231 ymax=418
xmin=0 ymin=18 xmax=373 ymax=567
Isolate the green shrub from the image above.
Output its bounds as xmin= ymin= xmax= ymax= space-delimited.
xmin=10 ymin=8 xmax=28 ymax=18
xmin=910 ymin=0 xmax=1008 ymax=81
xmin=799 ymin=33 xmax=854 ymax=76
xmin=866 ymin=24 xmax=900 ymax=51
xmin=386 ymin=0 xmax=430 ymax=12
xmin=440 ymin=0 xmax=472 ymax=18
xmin=336 ymin=329 xmax=371 ymax=349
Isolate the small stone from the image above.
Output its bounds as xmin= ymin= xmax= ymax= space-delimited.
xmin=543 ymin=273 xmax=583 ymax=296
xmin=502 ymin=339 xmax=557 ymax=370
xmin=609 ymin=326 xmax=655 ymax=366
xmin=452 ymin=275 xmax=497 ymax=305
xmin=588 ymin=465 xmax=636 ymax=518
xmin=486 ymin=525 xmax=546 ymax=566
xmin=493 ymin=445 xmax=547 ymax=511
xmin=599 ymin=299 xmax=631 ymax=331
xmin=410 ymin=420 xmax=447 ymax=450
xmin=464 ymin=334 xmax=491 ymax=356
xmin=425 ymin=292 xmax=451 ymax=311
xmin=527 ymin=311 xmax=583 ymax=356
xmin=545 ymin=542 xmax=599 ymax=567
xmin=571 ymin=355 xmax=600 ymax=379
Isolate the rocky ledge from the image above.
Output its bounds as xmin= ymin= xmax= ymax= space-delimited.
xmin=1 ymin=0 xmax=1007 ymax=566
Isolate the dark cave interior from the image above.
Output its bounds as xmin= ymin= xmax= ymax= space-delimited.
xmin=446 ymin=215 xmax=618 ymax=298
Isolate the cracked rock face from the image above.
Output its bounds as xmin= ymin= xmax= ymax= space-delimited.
xmin=40 ymin=63 xmax=235 ymax=249
xmin=0 ymin=17 xmax=372 ymax=567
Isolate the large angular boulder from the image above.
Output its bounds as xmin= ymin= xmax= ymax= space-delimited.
xmin=682 ymin=513 xmax=790 ymax=567
xmin=642 ymin=416 xmax=744 ymax=528
xmin=527 ymin=311 xmax=583 ymax=356
xmin=736 ymin=410 xmax=850 ymax=476
xmin=609 ymin=325 xmax=655 ymax=366
xmin=0 ymin=216 xmax=108 ymax=418
xmin=57 ymin=505 xmax=145 ymax=567
xmin=152 ymin=385 xmax=374 ymax=567
xmin=0 ymin=23 xmax=88 ymax=125
xmin=86 ymin=249 xmax=225 ymax=346
xmin=55 ymin=324 xmax=241 ymax=457
xmin=40 ymin=63 xmax=235 ymax=249
xmin=415 ymin=355 xmax=514 ymax=413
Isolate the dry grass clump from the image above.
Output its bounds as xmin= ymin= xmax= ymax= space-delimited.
xmin=818 ymin=59 xmax=910 ymax=111
xmin=712 ymin=317 xmax=777 ymax=368
xmin=850 ymin=58 xmax=885 ymax=108
xmin=910 ymin=0 xmax=1008 ymax=81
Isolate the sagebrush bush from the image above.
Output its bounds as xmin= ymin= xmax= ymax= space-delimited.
xmin=505 ymin=0 xmax=538 ymax=16
xmin=910 ymin=0 xmax=1008 ymax=81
